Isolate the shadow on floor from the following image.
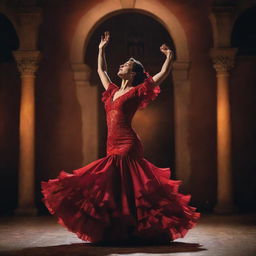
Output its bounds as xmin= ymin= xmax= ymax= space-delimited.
xmin=0 ymin=241 xmax=206 ymax=256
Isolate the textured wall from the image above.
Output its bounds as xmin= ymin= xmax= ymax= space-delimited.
xmin=0 ymin=0 xmax=255 ymax=214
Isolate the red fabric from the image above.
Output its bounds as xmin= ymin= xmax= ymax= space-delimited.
xmin=41 ymin=73 xmax=200 ymax=243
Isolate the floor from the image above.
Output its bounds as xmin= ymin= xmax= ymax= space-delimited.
xmin=0 ymin=213 xmax=255 ymax=256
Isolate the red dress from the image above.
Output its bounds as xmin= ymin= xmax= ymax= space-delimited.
xmin=41 ymin=72 xmax=200 ymax=244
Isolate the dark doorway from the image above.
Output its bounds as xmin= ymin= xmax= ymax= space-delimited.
xmin=0 ymin=13 xmax=19 ymax=215
xmin=85 ymin=11 xmax=176 ymax=174
xmin=230 ymin=7 xmax=256 ymax=211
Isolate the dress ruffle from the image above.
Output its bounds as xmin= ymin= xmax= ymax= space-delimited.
xmin=136 ymin=72 xmax=161 ymax=110
xmin=41 ymin=154 xmax=200 ymax=243
xmin=101 ymin=83 xmax=118 ymax=103
xmin=100 ymin=73 xmax=160 ymax=110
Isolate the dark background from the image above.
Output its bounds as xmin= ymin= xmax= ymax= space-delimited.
xmin=0 ymin=0 xmax=255 ymax=215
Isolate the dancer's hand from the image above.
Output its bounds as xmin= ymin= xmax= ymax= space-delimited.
xmin=160 ymin=43 xmax=173 ymax=58
xmin=99 ymin=31 xmax=110 ymax=49
xmin=152 ymin=44 xmax=174 ymax=86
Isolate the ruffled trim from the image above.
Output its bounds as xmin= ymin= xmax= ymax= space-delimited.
xmin=101 ymin=83 xmax=118 ymax=103
xmin=41 ymin=176 xmax=116 ymax=242
xmin=41 ymin=155 xmax=135 ymax=243
xmin=132 ymin=158 xmax=200 ymax=241
xmin=135 ymin=176 xmax=200 ymax=240
xmin=41 ymin=154 xmax=200 ymax=243
xmin=137 ymin=72 xmax=161 ymax=110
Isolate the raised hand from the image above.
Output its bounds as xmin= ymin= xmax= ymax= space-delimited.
xmin=160 ymin=43 xmax=173 ymax=58
xmin=99 ymin=31 xmax=110 ymax=49
xmin=152 ymin=44 xmax=173 ymax=86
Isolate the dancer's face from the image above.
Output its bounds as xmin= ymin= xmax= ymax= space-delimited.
xmin=117 ymin=60 xmax=135 ymax=79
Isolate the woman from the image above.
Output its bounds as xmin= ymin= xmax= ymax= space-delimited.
xmin=41 ymin=31 xmax=200 ymax=245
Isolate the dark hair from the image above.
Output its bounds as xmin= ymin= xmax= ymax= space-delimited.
xmin=129 ymin=57 xmax=147 ymax=86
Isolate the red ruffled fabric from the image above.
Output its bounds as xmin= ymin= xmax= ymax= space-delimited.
xmin=41 ymin=154 xmax=200 ymax=243
xmin=101 ymin=83 xmax=118 ymax=103
xmin=41 ymin=71 xmax=200 ymax=244
xmin=101 ymin=73 xmax=160 ymax=110
xmin=136 ymin=72 xmax=161 ymax=110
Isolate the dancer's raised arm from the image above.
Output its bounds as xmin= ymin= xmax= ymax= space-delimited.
xmin=97 ymin=31 xmax=112 ymax=90
xmin=152 ymin=44 xmax=174 ymax=87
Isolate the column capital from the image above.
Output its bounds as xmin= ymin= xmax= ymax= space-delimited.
xmin=210 ymin=48 xmax=237 ymax=74
xmin=13 ymin=50 xmax=41 ymax=76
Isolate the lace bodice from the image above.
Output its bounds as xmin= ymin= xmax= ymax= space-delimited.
xmin=101 ymin=73 xmax=161 ymax=158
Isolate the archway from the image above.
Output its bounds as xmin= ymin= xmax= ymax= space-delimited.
xmin=71 ymin=1 xmax=192 ymax=186
xmin=0 ymin=13 xmax=19 ymax=214
xmin=231 ymin=6 xmax=256 ymax=56
xmin=230 ymin=6 xmax=256 ymax=211
xmin=85 ymin=11 xmax=175 ymax=170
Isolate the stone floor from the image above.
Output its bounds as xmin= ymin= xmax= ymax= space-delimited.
xmin=0 ymin=213 xmax=255 ymax=256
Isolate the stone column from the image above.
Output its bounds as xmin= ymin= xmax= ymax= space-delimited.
xmin=172 ymin=61 xmax=191 ymax=190
xmin=210 ymin=48 xmax=237 ymax=213
xmin=72 ymin=63 xmax=99 ymax=165
xmin=13 ymin=50 xmax=41 ymax=215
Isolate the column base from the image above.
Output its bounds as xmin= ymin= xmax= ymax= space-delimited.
xmin=214 ymin=203 xmax=236 ymax=214
xmin=14 ymin=206 xmax=38 ymax=216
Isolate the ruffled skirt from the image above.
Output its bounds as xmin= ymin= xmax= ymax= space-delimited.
xmin=41 ymin=154 xmax=200 ymax=243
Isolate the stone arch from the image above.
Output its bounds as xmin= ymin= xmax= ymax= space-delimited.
xmin=209 ymin=4 xmax=256 ymax=49
xmin=230 ymin=5 xmax=256 ymax=211
xmin=233 ymin=3 xmax=256 ymax=25
xmin=70 ymin=1 xmax=192 ymax=185
xmin=231 ymin=6 xmax=256 ymax=55
xmin=0 ymin=5 xmax=19 ymax=35
xmin=0 ymin=10 xmax=20 ymax=215
xmin=71 ymin=2 xmax=189 ymax=63
xmin=0 ymin=13 xmax=19 ymax=62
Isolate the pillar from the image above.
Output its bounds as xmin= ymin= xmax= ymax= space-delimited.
xmin=13 ymin=5 xmax=41 ymax=215
xmin=13 ymin=50 xmax=41 ymax=215
xmin=172 ymin=61 xmax=192 ymax=190
xmin=72 ymin=63 xmax=99 ymax=165
xmin=210 ymin=48 xmax=237 ymax=213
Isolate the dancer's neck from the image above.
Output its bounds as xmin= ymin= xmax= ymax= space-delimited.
xmin=120 ymin=79 xmax=133 ymax=90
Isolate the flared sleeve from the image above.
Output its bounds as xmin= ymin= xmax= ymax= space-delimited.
xmin=101 ymin=83 xmax=118 ymax=103
xmin=136 ymin=72 xmax=161 ymax=110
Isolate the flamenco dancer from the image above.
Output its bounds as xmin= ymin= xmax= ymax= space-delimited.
xmin=41 ymin=31 xmax=200 ymax=245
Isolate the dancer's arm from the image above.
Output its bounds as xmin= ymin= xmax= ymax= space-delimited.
xmin=152 ymin=44 xmax=174 ymax=87
xmin=98 ymin=31 xmax=112 ymax=90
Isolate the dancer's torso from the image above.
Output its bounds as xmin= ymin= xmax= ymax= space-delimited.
xmin=104 ymin=85 xmax=144 ymax=158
